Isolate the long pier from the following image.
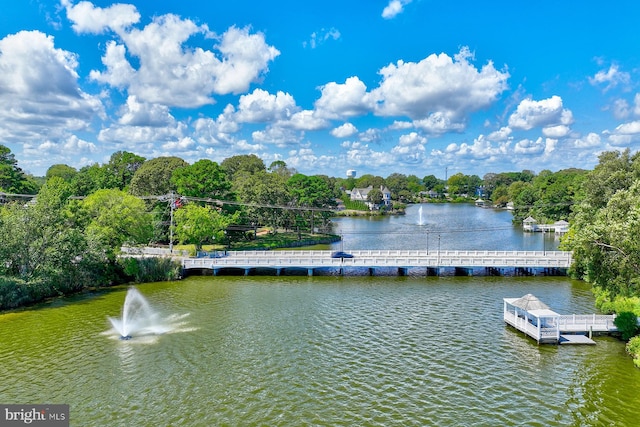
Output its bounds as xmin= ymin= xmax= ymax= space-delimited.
xmin=180 ymin=250 xmax=572 ymax=276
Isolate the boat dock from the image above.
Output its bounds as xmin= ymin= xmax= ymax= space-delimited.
xmin=503 ymin=294 xmax=617 ymax=345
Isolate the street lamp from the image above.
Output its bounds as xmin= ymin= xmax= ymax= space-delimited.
xmin=426 ymin=228 xmax=429 ymax=254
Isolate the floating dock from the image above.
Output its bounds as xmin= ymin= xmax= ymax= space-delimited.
xmin=503 ymin=294 xmax=617 ymax=345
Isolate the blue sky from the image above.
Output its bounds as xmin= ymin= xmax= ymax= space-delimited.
xmin=1 ymin=1 xmax=640 ymax=179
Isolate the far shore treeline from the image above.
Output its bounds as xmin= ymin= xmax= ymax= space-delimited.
xmin=2 ymin=145 xmax=640 ymax=364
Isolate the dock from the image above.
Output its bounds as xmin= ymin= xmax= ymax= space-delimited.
xmin=503 ymin=294 xmax=617 ymax=345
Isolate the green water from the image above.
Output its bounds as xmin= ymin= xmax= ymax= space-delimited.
xmin=1 ymin=276 xmax=639 ymax=426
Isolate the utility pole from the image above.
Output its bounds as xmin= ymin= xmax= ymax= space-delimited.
xmin=169 ymin=192 xmax=175 ymax=254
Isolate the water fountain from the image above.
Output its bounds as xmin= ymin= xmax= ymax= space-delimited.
xmin=108 ymin=287 xmax=174 ymax=340
xmin=418 ymin=205 xmax=425 ymax=226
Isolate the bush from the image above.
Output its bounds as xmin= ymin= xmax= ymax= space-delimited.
xmin=614 ymin=311 xmax=639 ymax=341
xmin=626 ymin=336 xmax=640 ymax=368
xmin=119 ymin=257 xmax=182 ymax=283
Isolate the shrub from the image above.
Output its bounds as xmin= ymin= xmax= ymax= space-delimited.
xmin=614 ymin=311 xmax=639 ymax=341
xmin=119 ymin=257 xmax=182 ymax=283
xmin=626 ymin=336 xmax=640 ymax=368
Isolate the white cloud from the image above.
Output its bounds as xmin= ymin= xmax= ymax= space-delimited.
xmin=285 ymin=110 xmax=329 ymax=131
xmin=315 ymin=76 xmax=373 ymax=120
xmin=635 ymin=93 xmax=640 ymax=116
xmin=412 ymin=112 xmax=466 ymax=135
xmin=508 ymin=96 xmax=573 ymax=130
xmin=574 ymin=132 xmax=601 ymax=148
xmin=371 ymin=47 xmax=509 ymax=126
xmin=68 ymin=2 xmax=280 ymax=108
xmin=514 ymin=138 xmax=544 ymax=155
xmin=161 ymin=137 xmax=196 ymax=152
xmin=391 ymin=132 xmax=427 ymax=164
xmin=589 ymin=64 xmax=630 ymax=92
xmin=445 ymin=135 xmax=509 ymax=160
xmin=304 ymin=28 xmax=341 ymax=49
xmin=252 ymin=126 xmax=302 ymax=145
xmin=513 ymin=137 xmax=556 ymax=156
xmin=487 ymin=126 xmax=512 ymax=141
xmin=118 ymin=96 xmax=175 ymax=126
xmin=606 ymin=119 xmax=640 ymax=146
xmin=612 ymin=98 xmax=631 ymax=120
xmin=331 ymin=123 xmax=358 ymax=138
xmin=62 ymin=0 xmax=140 ymax=34
xmin=542 ymin=125 xmax=570 ymax=138
xmin=63 ymin=135 xmax=97 ymax=153
xmin=0 ymin=30 xmax=103 ymax=144
xmin=382 ymin=0 xmax=412 ymax=19
xmin=236 ymin=89 xmax=298 ymax=123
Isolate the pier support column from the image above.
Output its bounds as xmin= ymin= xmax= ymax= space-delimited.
xmin=455 ymin=267 xmax=473 ymax=276
xmin=398 ymin=267 xmax=408 ymax=276
xmin=308 ymin=268 xmax=314 ymax=277
xmin=213 ymin=268 xmax=219 ymax=276
xmin=244 ymin=268 xmax=250 ymax=276
xmin=276 ymin=268 xmax=282 ymax=276
xmin=369 ymin=267 xmax=375 ymax=276
xmin=427 ymin=267 xmax=440 ymax=276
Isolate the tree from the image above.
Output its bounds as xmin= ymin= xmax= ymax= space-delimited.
xmin=103 ymin=151 xmax=146 ymax=190
xmin=232 ymin=170 xmax=290 ymax=231
xmin=355 ymin=174 xmax=385 ymax=189
xmin=423 ymin=174 xmax=441 ymax=191
xmin=0 ymin=144 xmax=39 ymax=194
xmin=46 ymin=164 xmax=77 ymax=183
xmin=221 ymin=154 xmax=266 ymax=180
xmin=171 ymin=159 xmax=233 ymax=200
xmin=367 ymin=188 xmax=383 ymax=206
xmin=129 ymin=157 xmax=188 ymax=196
xmin=71 ymin=163 xmax=107 ymax=196
xmin=0 ymin=178 xmax=100 ymax=288
xmin=564 ymin=180 xmax=640 ymax=295
xmin=79 ymin=189 xmax=154 ymax=258
xmin=174 ymin=203 xmax=238 ymax=251
xmin=385 ymin=173 xmax=408 ymax=200
xmin=268 ymin=160 xmax=297 ymax=178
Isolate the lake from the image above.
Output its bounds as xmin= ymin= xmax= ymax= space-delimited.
xmin=1 ymin=204 xmax=638 ymax=426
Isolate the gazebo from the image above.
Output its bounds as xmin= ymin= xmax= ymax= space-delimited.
xmin=503 ymin=294 xmax=560 ymax=343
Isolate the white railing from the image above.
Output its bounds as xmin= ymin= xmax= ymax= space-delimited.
xmin=183 ymin=250 xmax=573 ymax=269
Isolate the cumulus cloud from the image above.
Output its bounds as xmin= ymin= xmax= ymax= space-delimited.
xmin=252 ymin=126 xmax=302 ymax=146
xmin=542 ymin=125 xmax=570 ymax=138
xmin=236 ymin=89 xmax=298 ymax=123
xmin=574 ymin=132 xmax=601 ymax=148
xmin=606 ymin=120 xmax=640 ymax=146
xmin=331 ymin=123 xmax=358 ymax=138
xmin=315 ymin=76 xmax=374 ymax=120
xmin=0 ymin=30 xmax=103 ymax=144
xmin=118 ymin=96 xmax=175 ymax=126
xmin=514 ymin=137 xmax=556 ymax=156
xmin=589 ymin=64 xmax=631 ymax=92
xmin=382 ymin=0 xmax=412 ymax=19
xmin=487 ymin=126 xmax=512 ymax=141
xmin=391 ymin=132 xmax=427 ymax=163
xmin=508 ymin=96 xmax=573 ymax=132
xmin=371 ymin=47 xmax=509 ymax=126
xmin=62 ymin=0 xmax=140 ymax=34
xmin=304 ymin=27 xmax=341 ymax=49
xmin=66 ymin=2 xmax=280 ymax=108
xmin=445 ymin=135 xmax=509 ymax=160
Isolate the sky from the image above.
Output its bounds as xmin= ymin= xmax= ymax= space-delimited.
xmin=1 ymin=1 xmax=640 ymax=180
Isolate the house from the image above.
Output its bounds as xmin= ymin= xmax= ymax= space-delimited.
xmin=522 ymin=216 xmax=538 ymax=232
xmin=350 ymin=185 xmax=392 ymax=210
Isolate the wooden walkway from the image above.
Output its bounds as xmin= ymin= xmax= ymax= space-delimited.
xmin=180 ymin=250 xmax=573 ymax=276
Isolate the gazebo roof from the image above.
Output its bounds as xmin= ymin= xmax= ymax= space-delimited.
xmin=510 ymin=294 xmax=550 ymax=311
